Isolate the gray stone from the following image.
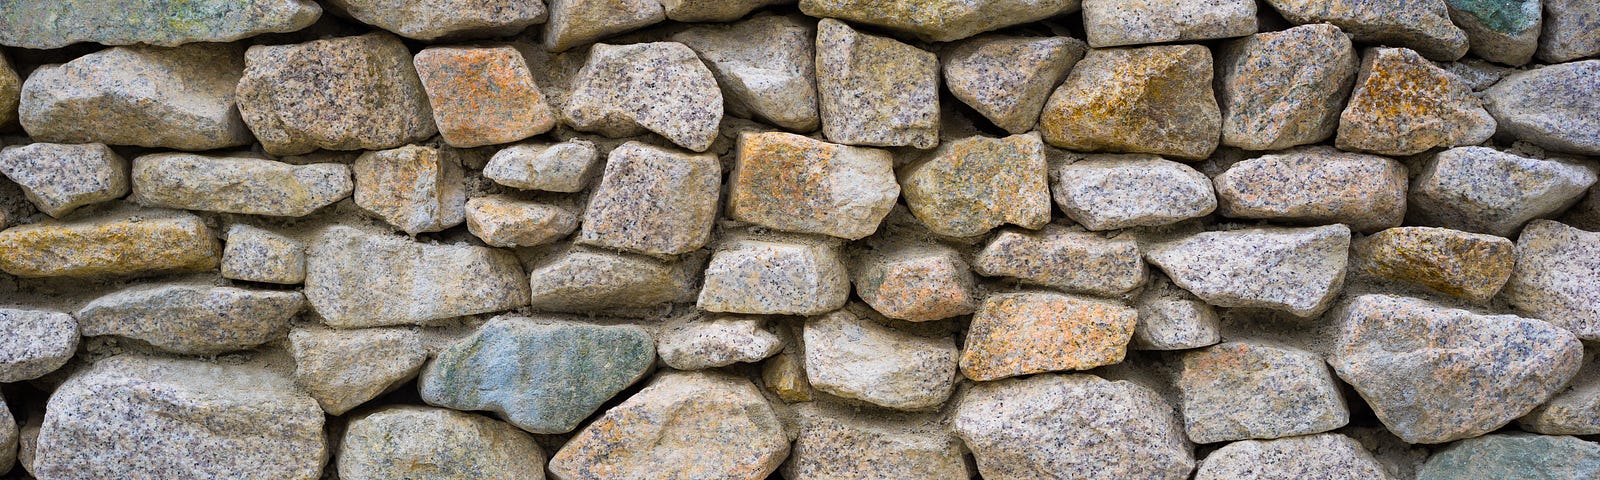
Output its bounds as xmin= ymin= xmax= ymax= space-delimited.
xmin=353 ymin=145 xmax=466 ymax=235
xmin=222 ymin=224 xmax=306 ymax=285
xmin=902 ymin=133 xmax=1051 ymax=237
xmin=672 ymin=13 xmax=819 ymax=132
xmin=797 ymin=0 xmax=1081 ymax=42
xmin=420 ymin=316 xmax=654 ymax=434
xmin=77 ymin=284 xmax=302 ymax=355
xmin=1417 ymin=433 xmax=1600 ymax=479
xmin=0 ymin=143 xmax=128 ymax=218
xmin=1538 ymin=0 xmax=1600 ymax=62
xmin=1437 ymin=57 xmax=1516 ymax=90
xmin=853 ymin=244 xmax=977 ymax=322
xmin=1217 ymin=24 xmax=1359 ymax=150
xmin=0 ymin=0 xmax=321 ymax=49
xmin=1330 ymin=294 xmax=1583 ymax=443
xmin=339 ymin=406 xmax=546 ymax=480
xmin=0 ymin=308 xmax=77 ymax=383
xmin=19 ymin=43 xmax=251 ymax=150
xmin=974 ymin=226 xmax=1146 ymax=297
xmin=1408 ymin=147 xmax=1596 ymax=237
xmin=953 ymin=373 xmax=1194 ymax=480
xmin=1132 ymin=275 xmax=1221 ymax=350
xmin=804 ymin=305 xmax=958 ymax=410
xmin=578 ymin=141 xmax=720 ymax=256
xmin=1503 ymin=220 xmax=1600 ymax=340
xmin=961 ymin=291 xmax=1137 ymax=382
xmin=726 ymin=131 xmax=899 ymax=240
xmin=1147 ymin=225 xmax=1350 ymax=317
xmin=815 ymin=19 xmax=939 ymax=149
xmin=526 ymin=248 xmax=691 ymax=313
xmin=1264 ymin=0 xmax=1467 ymax=60
xmin=1039 ymin=44 xmax=1220 ymax=160
xmin=564 ymin=42 xmax=722 ymax=152
xmin=1352 ymin=226 xmax=1516 ymax=302
xmin=1565 ymin=186 xmax=1600 ymax=230
xmin=1214 ymin=146 xmax=1408 ymax=232
xmin=1196 ymin=434 xmax=1391 ymax=480
xmin=1447 ymin=0 xmax=1541 ymax=65
xmin=289 ymin=325 xmax=425 ymax=415
xmin=782 ymin=401 xmax=972 ymax=480
xmin=326 ymin=0 xmax=545 ymax=41
xmin=1083 ymin=0 xmax=1256 ymax=47
xmin=1053 ymin=154 xmax=1216 ymax=231
xmin=699 ymin=234 xmax=850 ymax=316
xmin=542 ymin=0 xmax=664 ymax=52
xmin=1521 ymin=357 xmax=1600 ymax=435
xmin=1179 ymin=342 xmax=1349 ymax=443
xmin=305 ymin=226 xmax=529 ymax=328
xmin=657 ymin=313 xmax=782 ymax=370
xmin=131 ymin=153 xmax=352 ymax=217
xmin=484 ymin=139 xmax=598 ymax=192
xmin=33 ymin=355 xmax=326 ymax=479
xmin=466 ymin=195 xmax=577 ymax=248
xmin=414 ymin=45 xmax=556 ymax=148
xmin=1335 ymin=47 xmax=1495 ymax=156
xmin=660 ymin=0 xmax=789 ymax=22
xmin=943 ymin=35 xmax=1085 ymax=134
xmin=0 ymin=207 xmax=219 ymax=278
xmin=1485 ymin=60 xmax=1600 ymax=155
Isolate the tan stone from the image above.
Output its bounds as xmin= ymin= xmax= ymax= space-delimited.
xmin=1335 ymin=47 xmax=1495 ymax=156
xmin=466 ymin=195 xmax=577 ymax=248
xmin=0 ymin=208 xmax=218 ymax=278
xmin=961 ymin=291 xmax=1136 ymax=382
xmin=815 ymin=19 xmax=939 ymax=149
xmin=1354 ymin=226 xmax=1515 ymax=302
xmin=901 ymin=133 xmax=1051 ymax=237
xmin=726 ymin=132 xmax=898 ymax=240
xmin=1039 ymin=44 xmax=1220 ymax=160
xmin=415 ymin=46 xmax=555 ymax=148
xmin=854 ymin=245 xmax=977 ymax=322
xmin=353 ymin=145 xmax=466 ymax=235
xmin=798 ymin=0 xmax=1081 ymax=42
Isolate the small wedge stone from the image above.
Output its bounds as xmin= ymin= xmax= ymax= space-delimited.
xmin=1335 ymin=47 xmax=1495 ymax=156
xmin=1196 ymin=434 xmax=1390 ymax=480
xmin=289 ymin=325 xmax=426 ymax=415
xmin=1179 ymin=342 xmax=1349 ymax=443
xmin=1484 ymin=60 xmax=1600 ymax=155
xmin=484 ymin=139 xmax=599 ymax=192
xmin=943 ymin=35 xmax=1085 ymax=134
xmin=77 ymin=284 xmax=302 ymax=355
xmin=1217 ymin=24 xmax=1359 ymax=150
xmin=1039 ymin=44 xmax=1220 ymax=160
xmin=961 ymin=292 xmax=1137 ymax=382
xmin=1147 ymin=225 xmax=1350 ymax=317
xmin=672 ymin=14 xmax=820 ymax=132
xmin=222 ymin=225 xmax=305 ymax=284
xmin=853 ymin=244 xmax=977 ymax=322
xmin=658 ymin=314 xmax=782 ymax=370
xmin=326 ymin=0 xmax=545 ymax=41
xmin=1502 ymin=220 xmax=1600 ymax=340
xmin=805 ymin=305 xmax=959 ymax=410
xmin=414 ymin=45 xmax=555 ymax=148
xmin=0 ymin=143 xmax=128 ymax=218
xmin=974 ymin=226 xmax=1146 ymax=297
xmin=0 ymin=308 xmax=77 ymax=383
xmin=699 ymin=234 xmax=850 ymax=316
xmin=466 ymin=196 xmax=577 ymax=248
xmin=353 ymin=145 xmax=467 ymax=235
xmin=542 ymin=0 xmax=664 ymax=52
xmin=578 ymin=142 xmax=720 ymax=256
xmin=1264 ymin=0 xmax=1468 ymax=60
xmin=726 ymin=132 xmax=898 ymax=240
xmin=1052 ymin=154 xmax=1216 ymax=230
xmin=0 ymin=208 xmax=219 ymax=278
xmin=305 ymin=226 xmax=529 ymax=328
xmin=1408 ymin=147 xmax=1596 ymax=237
xmin=1082 ymin=0 xmax=1256 ymax=47
xmin=526 ymin=248 xmax=690 ymax=313
xmin=1133 ymin=275 xmax=1221 ymax=350
xmin=131 ymin=153 xmax=351 ymax=217
xmin=564 ymin=42 xmax=722 ymax=152
xmin=1213 ymin=146 xmax=1408 ymax=232
xmin=815 ymin=19 xmax=939 ymax=149
xmin=901 ymin=134 xmax=1050 ymax=237
xmin=339 ymin=406 xmax=546 ymax=480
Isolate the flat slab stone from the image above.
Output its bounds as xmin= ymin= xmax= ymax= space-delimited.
xmin=1485 ymin=60 xmax=1600 ymax=155
xmin=1217 ymin=24 xmax=1359 ymax=150
xmin=526 ymin=248 xmax=690 ymax=313
xmin=1447 ymin=0 xmax=1541 ymax=65
xmin=1538 ymin=0 xmax=1600 ymax=62
xmin=1147 ymin=225 xmax=1350 ymax=317
xmin=1133 ymin=275 xmax=1221 ymax=350
xmin=1335 ymin=47 xmax=1495 ymax=156
xmin=1503 ymin=220 xmax=1600 ymax=340
xmin=289 ymin=325 xmax=426 ymax=415
xmin=340 ymin=406 xmax=545 ymax=480
xmin=902 ymin=134 xmax=1050 ymax=237
xmin=131 ymin=153 xmax=351 ymax=217
xmin=1178 ymin=342 xmax=1349 ymax=443
xmin=1417 ymin=433 xmax=1600 ymax=479
xmin=305 ymin=226 xmax=529 ymax=328
xmin=222 ymin=225 xmax=305 ymax=284
xmin=465 ymin=195 xmax=577 ymax=248
xmin=1196 ymin=434 xmax=1390 ymax=480
xmin=77 ymin=284 xmax=303 ymax=355
xmin=1408 ymin=147 xmax=1596 ymax=237
xmin=798 ymin=0 xmax=1081 ymax=42
xmin=805 ymin=305 xmax=959 ymax=410
xmin=974 ymin=226 xmax=1146 ymax=297
xmin=564 ymin=42 xmax=722 ymax=152
xmin=1521 ymin=359 xmax=1600 ymax=435
xmin=657 ymin=313 xmax=782 ymax=370
xmin=943 ymin=35 xmax=1085 ymax=134
xmin=353 ymin=145 xmax=466 ymax=235
xmin=1214 ymin=146 xmax=1408 ymax=232
xmin=1264 ymin=0 xmax=1468 ymax=60
xmin=1083 ymin=0 xmax=1256 ymax=47
xmin=578 ymin=141 xmax=720 ymax=256
xmin=1039 ymin=44 xmax=1220 ymax=160
xmin=327 ymin=0 xmax=545 ymax=41
xmin=816 ymin=19 xmax=939 ymax=149
xmin=0 ymin=143 xmax=128 ymax=218
xmin=0 ymin=308 xmax=77 ymax=383
xmin=782 ymin=401 xmax=972 ymax=480
xmin=484 ymin=139 xmax=598 ymax=193
xmin=726 ymin=132 xmax=898 ymax=240
xmin=414 ymin=45 xmax=555 ymax=148
xmin=0 ymin=0 xmax=321 ymax=49
xmin=853 ymin=244 xmax=977 ymax=322
xmin=1354 ymin=226 xmax=1515 ymax=302
xmin=699 ymin=234 xmax=850 ymax=316
xmin=542 ymin=0 xmax=664 ymax=52
xmin=0 ymin=208 xmax=219 ymax=278
xmin=672 ymin=13 xmax=819 ymax=132
xmin=1053 ymin=154 xmax=1216 ymax=230
xmin=961 ymin=292 xmax=1136 ymax=382
xmin=660 ymin=0 xmax=788 ymax=22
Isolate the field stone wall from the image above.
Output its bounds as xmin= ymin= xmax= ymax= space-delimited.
xmin=0 ymin=0 xmax=1598 ymax=479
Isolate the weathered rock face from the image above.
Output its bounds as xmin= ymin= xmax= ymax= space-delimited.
xmin=1 ymin=392 xmax=14 ymax=475
xmin=1217 ymin=24 xmax=1359 ymax=150
xmin=222 ymin=225 xmax=305 ymax=284
xmin=352 ymin=145 xmax=467 ymax=235
xmin=0 ymin=53 xmax=17 ymax=127
xmin=484 ymin=139 xmax=599 ymax=192
xmin=657 ymin=314 xmax=782 ymax=370
xmin=1082 ymin=0 xmax=1256 ymax=47
xmin=699 ymin=234 xmax=850 ymax=316
xmin=783 ymin=401 xmax=971 ymax=480
xmin=1407 ymin=147 xmax=1596 ymax=237
xmin=1484 ymin=60 xmax=1600 ymax=156
xmin=1521 ymin=359 xmax=1600 ymax=435
xmin=1213 ymin=146 xmax=1408 ymax=232
xmin=0 ymin=208 xmax=220 ymax=278
xmin=901 ymin=134 xmax=1050 ymax=237
xmin=672 ymin=14 xmax=819 ymax=132
xmin=804 ymin=305 xmax=959 ymax=410
xmin=1353 ymin=226 xmax=1516 ymax=302
xmin=0 ymin=308 xmax=78 ymax=383
xmin=815 ymin=19 xmax=939 ymax=149
xmin=1447 ymin=0 xmax=1541 ymax=65
xmin=1417 ymin=433 xmax=1600 ymax=479
xmin=77 ymin=284 xmax=303 ymax=355
xmin=340 ymin=406 xmax=546 ymax=480
xmin=289 ymin=325 xmax=426 ymax=415
xmin=1178 ymin=342 xmax=1349 ymax=443
xmin=564 ymin=42 xmax=723 ymax=152
xmin=305 ymin=226 xmax=529 ymax=328
xmin=1335 ymin=47 xmax=1496 ymax=156
xmin=466 ymin=195 xmax=578 ymax=248
xmin=0 ymin=0 xmax=321 ymax=49
xmin=1133 ymin=275 xmax=1221 ymax=351
xmin=798 ymin=0 xmax=1081 ymax=42
xmin=526 ymin=248 xmax=691 ymax=313
xmin=1196 ymin=434 xmax=1391 ymax=480
xmin=726 ymin=132 xmax=898 ymax=240
xmin=853 ymin=244 xmax=977 ymax=322
xmin=1039 ymin=44 xmax=1220 ymax=160
xmin=0 ymin=143 xmax=129 ymax=218
xmin=1147 ymin=225 xmax=1350 ymax=317
xmin=1538 ymin=0 xmax=1600 ymax=62
xmin=414 ymin=45 xmax=556 ymax=148
xmin=578 ymin=142 xmax=721 ymax=256
xmin=961 ymin=291 xmax=1137 ymax=382
xmin=1264 ymin=0 xmax=1468 ymax=60
xmin=660 ymin=0 xmax=789 ymax=22
xmin=1502 ymin=220 xmax=1600 ymax=340
xmin=131 ymin=153 xmax=352 ymax=217
xmin=326 ymin=0 xmax=546 ymax=41
xmin=943 ymin=35 xmax=1085 ymax=134
xmin=973 ymin=226 xmax=1146 ymax=297
xmin=1053 ymin=154 xmax=1216 ymax=230
xmin=542 ymin=0 xmax=664 ymax=52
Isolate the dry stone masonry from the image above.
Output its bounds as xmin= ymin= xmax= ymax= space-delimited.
xmin=0 ymin=0 xmax=1598 ymax=479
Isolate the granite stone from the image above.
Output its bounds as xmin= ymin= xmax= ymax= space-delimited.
xmin=526 ymin=248 xmax=690 ymax=313
xmin=0 ymin=208 xmax=219 ymax=278
xmin=1082 ymin=0 xmax=1256 ymax=47
xmin=961 ymin=292 xmax=1137 ymax=382
xmin=77 ymin=283 xmax=303 ymax=355
xmin=657 ymin=314 xmax=782 ymax=370
xmin=222 ymin=225 xmax=305 ymax=285
xmin=1538 ymin=0 xmax=1600 ymax=62
xmin=1354 ymin=226 xmax=1515 ymax=302
xmin=1039 ymin=44 xmax=1220 ymax=160
xmin=131 ymin=153 xmax=352 ymax=217
xmin=804 ymin=305 xmax=959 ymax=410
xmin=943 ymin=35 xmax=1085 ymax=134
xmin=1217 ymin=24 xmax=1359 ymax=150
xmin=1502 ymin=220 xmax=1600 ymax=340
xmin=699 ymin=234 xmax=850 ymax=316
xmin=973 ymin=226 xmax=1146 ymax=297
xmin=466 ymin=195 xmax=578 ymax=248
xmin=1335 ymin=47 xmax=1495 ymax=156
xmin=1196 ymin=434 xmax=1391 ymax=480
xmin=1417 ymin=433 xmax=1600 ymax=479
xmin=326 ymin=0 xmax=545 ymax=41
xmin=542 ymin=0 xmax=665 ymax=52
xmin=815 ymin=19 xmax=939 ymax=149
xmin=1408 ymin=147 xmax=1596 ymax=237
xmin=305 ymin=226 xmax=529 ymax=328
xmin=853 ymin=244 xmax=977 ymax=322
xmin=1447 ymin=0 xmax=1541 ymax=65
xmin=0 ymin=308 xmax=77 ymax=383
xmin=353 ymin=145 xmax=467 ymax=235
xmin=1484 ymin=60 xmax=1600 ymax=155
xmin=1052 ymin=154 xmax=1216 ymax=230
xmin=289 ymin=325 xmax=426 ymax=415
xmin=339 ymin=406 xmax=546 ymax=480
xmin=1179 ymin=342 xmax=1349 ymax=443
xmin=1146 ymin=225 xmax=1350 ymax=317
xmin=1263 ymin=0 xmax=1468 ymax=60
xmin=782 ymin=401 xmax=971 ymax=480
xmin=578 ymin=142 xmax=720 ymax=256
xmin=672 ymin=14 xmax=819 ymax=132
xmin=564 ymin=42 xmax=722 ymax=152
xmin=0 ymin=143 xmax=128 ymax=218
xmin=0 ymin=0 xmax=321 ymax=49
xmin=1213 ymin=146 xmax=1408 ymax=232
xmin=726 ymin=132 xmax=898 ymax=240
xmin=414 ymin=45 xmax=556 ymax=148
xmin=484 ymin=139 xmax=599 ymax=193
xmin=798 ymin=0 xmax=1082 ymax=42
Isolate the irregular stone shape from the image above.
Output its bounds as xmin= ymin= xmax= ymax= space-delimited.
xmin=805 ymin=305 xmax=959 ymax=410
xmin=1335 ymin=47 xmax=1495 ymax=156
xmin=1417 ymin=433 xmax=1600 ymax=479
xmin=660 ymin=0 xmax=788 ymax=22
xmin=798 ymin=0 xmax=1081 ymax=42
xmin=0 ymin=0 xmax=321 ymax=49
xmin=340 ymin=406 xmax=546 ymax=480
xmin=1082 ymin=0 xmax=1255 ymax=47
xmin=783 ymin=401 xmax=971 ymax=480
xmin=1447 ymin=0 xmax=1541 ymax=65
xmin=1196 ymin=434 xmax=1391 ymax=480
xmin=672 ymin=14 xmax=819 ymax=132
xmin=1354 ymin=226 xmax=1515 ymax=302
xmin=763 ymin=333 xmax=813 ymax=403
xmin=223 ymin=224 xmax=306 ymax=284
xmin=0 ymin=308 xmax=77 ymax=383
xmin=353 ymin=145 xmax=466 ymax=235
xmin=1179 ymin=342 xmax=1349 ymax=443
xmin=1039 ymin=44 xmax=1220 ymax=160
xmin=526 ymin=248 xmax=689 ymax=313
xmin=1 ymin=393 xmax=12 ymax=475
xmin=973 ymin=226 xmax=1146 ymax=297
xmin=699 ymin=234 xmax=850 ymax=316
xmin=484 ymin=139 xmax=599 ymax=192
xmin=77 ymin=284 xmax=301 ymax=355
xmin=131 ymin=153 xmax=352 ymax=217
xmin=1150 ymin=225 xmax=1350 ymax=317
xmin=1217 ymin=24 xmax=1359 ymax=150
xmin=1264 ymin=0 xmax=1468 ymax=60
xmin=1485 ymin=61 xmax=1600 ymax=155
xmin=658 ymin=314 xmax=782 ymax=370
xmin=1503 ymin=220 xmax=1600 ymax=340
xmin=542 ymin=0 xmax=664 ymax=52
xmin=0 ymin=208 xmax=219 ymax=278
xmin=726 ymin=132 xmax=898 ymax=239
xmin=961 ymin=292 xmax=1136 ymax=382
xmin=1439 ymin=57 xmax=1518 ymax=91
xmin=548 ymin=371 xmax=789 ymax=480
xmin=1408 ymin=147 xmax=1597 ymax=236
xmin=902 ymin=134 xmax=1050 ymax=237
xmin=0 ymin=48 xmax=19 ymax=127
xmin=33 ymin=355 xmax=326 ymax=479
xmin=815 ymin=19 xmax=939 ymax=149
xmin=19 ymin=44 xmax=251 ymax=150
xmin=578 ymin=142 xmax=720 ymax=256
xmin=327 ymin=0 xmax=544 ymax=41
xmin=854 ymin=244 xmax=977 ymax=322
xmin=466 ymin=196 xmax=577 ymax=248
xmin=1133 ymin=276 xmax=1221 ymax=350
xmin=1521 ymin=358 xmax=1600 ymax=434
xmin=943 ymin=35 xmax=1085 ymax=134
xmin=1330 ymin=294 xmax=1583 ymax=443
xmin=1214 ymin=147 xmax=1408 ymax=232
xmin=420 ymin=317 xmax=654 ymax=434
xmin=305 ymin=226 xmax=529 ymax=328
xmin=1052 ymin=154 xmax=1216 ymax=230
xmin=953 ymin=373 xmax=1194 ymax=480
xmin=564 ymin=42 xmax=722 ymax=152
xmin=1538 ymin=0 xmax=1600 ymax=62
xmin=414 ymin=45 xmax=555 ymax=148
xmin=236 ymin=32 xmax=435 ymax=156
xmin=0 ymin=143 xmax=128 ymax=218
xmin=289 ymin=325 xmax=425 ymax=415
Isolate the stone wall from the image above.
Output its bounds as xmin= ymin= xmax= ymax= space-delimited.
xmin=0 ymin=0 xmax=1598 ymax=479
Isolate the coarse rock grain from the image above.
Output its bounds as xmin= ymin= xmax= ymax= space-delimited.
xmin=1484 ymin=60 xmax=1600 ymax=156
xmin=0 ymin=207 xmax=219 ymax=278
xmin=131 ymin=153 xmax=351 ymax=217
xmin=289 ymin=325 xmax=426 ymax=415
xmin=1521 ymin=357 xmax=1600 ymax=435
xmin=804 ymin=305 xmax=958 ymax=410
xmin=1502 ymin=220 xmax=1600 ymax=340
xmin=901 ymin=133 xmax=1050 ymax=237
xmin=943 ymin=35 xmax=1085 ymax=134
xmin=1213 ymin=146 xmax=1408 ymax=232
xmin=974 ymin=226 xmax=1146 ymax=297
xmin=726 ymin=132 xmax=898 ymax=240
xmin=1038 ymin=44 xmax=1220 ymax=160
xmin=484 ymin=139 xmax=599 ymax=193
xmin=672 ymin=13 xmax=819 ymax=132
xmin=0 ymin=142 xmax=128 ymax=218
xmin=222 ymin=224 xmax=305 ymax=285
xmin=76 ymin=283 xmax=303 ymax=355
xmin=1132 ymin=275 xmax=1221 ymax=350
xmin=339 ymin=405 xmax=546 ymax=480
xmin=1353 ymin=226 xmax=1516 ymax=302
xmin=698 ymin=233 xmax=850 ymax=316
xmin=815 ymin=19 xmax=939 ymax=149
xmin=1195 ymin=433 xmax=1392 ymax=480
xmin=414 ymin=45 xmax=556 ymax=148
xmin=1416 ymin=433 xmax=1600 ymax=479
xmin=578 ymin=141 xmax=720 ymax=256
xmin=542 ymin=0 xmax=665 ymax=52
xmin=325 ymin=0 xmax=546 ymax=41
xmin=304 ymin=226 xmax=529 ymax=328
xmin=1263 ymin=0 xmax=1468 ymax=60
xmin=657 ymin=313 xmax=782 ymax=370
xmin=960 ymin=292 xmax=1137 ymax=382
xmin=0 ymin=0 xmax=321 ymax=49
xmin=1537 ymin=0 xmax=1600 ymax=62
xmin=782 ymin=401 xmax=972 ymax=479
xmin=1146 ymin=224 xmax=1350 ymax=317
xmin=1446 ymin=0 xmax=1541 ymax=65
xmin=853 ymin=244 xmax=978 ymax=322
xmin=1216 ymin=24 xmax=1359 ymax=150
xmin=1082 ymin=0 xmax=1256 ymax=48
xmin=466 ymin=195 xmax=578 ymax=248
xmin=0 ymin=308 xmax=78 ymax=383
xmin=1407 ymin=147 xmax=1596 ymax=237
xmin=352 ymin=145 xmax=467 ymax=235
xmin=798 ymin=0 xmax=1082 ymax=42
xmin=1052 ymin=154 xmax=1216 ymax=230
xmin=1178 ymin=342 xmax=1349 ymax=443
xmin=1335 ymin=47 xmax=1495 ymax=156
xmin=563 ymin=42 xmax=722 ymax=152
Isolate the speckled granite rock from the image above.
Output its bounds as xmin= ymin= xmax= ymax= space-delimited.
xmin=1147 ymin=225 xmax=1350 ymax=317
xmin=549 ymin=370 xmax=789 ymax=480
xmin=420 ymin=317 xmax=654 ymax=434
xmin=901 ymin=134 xmax=1049 ymax=237
xmin=1439 ymin=58 xmax=1517 ymax=91
xmin=1196 ymin=434 xmax=1390 ymax=480
xmin=1264 ymin=0 xmax=1467 ymax=60
xmin=854 ymin=244 xmax=977 ymax=322
xmin=1408 ymin=147 xmax=1596 ymax=236
xmin=484 ymin=139 xmax=598 ymax=192
xmin=222 ymin=225 xmax=304 ymax=284
xmin=578 ymin=142 xmax=720 ymax=256
xmin=974 ymin=226 xmax=1146 ymax=297
xmin=19 ymin=43 xmax=251 ymax=150
xmin=672 ymin=14 xmax=819 ymax=132
xmin=699 ymin=234 xmax=850 ymax=316
xmin=1355 ymin=227 xmax=1515 ymax=302
xmin=1214 ymin=146 xmax=1408 ymax=232
xmin=1484 ymin=60 xmax=1600 ymax=155
xmin=327 ymin=0 xmax=544 ymax=41
xmin=805 ymin=305 xmax=958 ymax=410
xmin=0 ymin=0 xmax=321 ymax=49
xmin=0 ymin=143 xmax=128 ymax=218
xmin=1331 ymin=294 xmax=1583 ymax=443
xmin=236 ymin=32 xmax=435 ymax=156
xmin=340 ymin=406 xmax=545 ymax=480
xmin=1053 ymin=154 xmax=1216 ymax=230
xmin=954 ymin=373 xmax=1193 ymax=480
xmin=1447 ymin=0 xmax=1541 ymax=65
xmin=526 ymin=248 xmax=690 ymax=313
xmin=289 ymin=325 xmax=426 ymax=415
xmin=1417 ymin=433 xmax=1600 ymax=479
xmin=961 ymin=292 xmax=1136 ymax=382
xmin=1538 ymin=0 xmax=1600 ymax=62
xmin=564 ymin=42 xmax=722 ymax=152
xmin=131 ymin=153 xmax=351 ymax=217
xmin=1179 ymin=342 xmax=1349 ymax=443
xmin=1133 ymin=275 xmax=1221 ymax=350
xmin=77 ymin=284 xmax=302 ymax=355
xmin=415 ymin=45 xmax=555 ymax=148
xmin=798 ymin=0 xmax=1081 ymax=42
xmin=542 ymin=0 xmax=664 ymax=52
xmin=1521 ymin=359 xmax=1600 ymax=434
xmin=943 ymin=35 xmax=1084 ymax=134
xmin=1039 ymin=44 xmax=1220 ymax=160
xmin=1503 ymin=220 xmax=1600 ymax=340
xmin=658 ymin=314 xmax=782 ymax=370
xmin=466 ymin=196 xmax=577 ymax=248
xmin=726 ymin=132 xmax=898 ymax=239
xmin=353 ymin=145 xmax=466 ymax=235
xmin=1217 ymin=24 xmax=1359 ymax=150
xmin=1083 ymin=0 xmax=1255 ymax=47
xmin=815 ymin=19 xmax=939 ymax=149
xmin=782 ymin=401 xmax=971 ymax=480
xmin=1335 ymin=47 xmax=1495 ymax=156
xmin=305 ymin=226 xmax=529 ymax=328
xmin=0 ymin=53 xmax=17 ymax=127
xmin=763 ymin=328 xmax=813 ymax=403
xmin=33 ymin=355 xmax=326 ymax=479
xmin=0 ymin=308 xmax=77 ymax=383
xmin=660 ymin=0 xmax=789 ymax=22
xmin=0 ymin=208 xmax=219 ymax=278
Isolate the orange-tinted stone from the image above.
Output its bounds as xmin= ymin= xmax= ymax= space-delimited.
xmin=0 ymin=208 xmax=218 ymax=277
xmin=854 ymin=245 xmax=977 ymax=322
xmin=1355 ymin=226 xmax=1515 ymax=302
xmin=414 ymin=46 xmax=555 ymax=148
xmin=1038 ymin=44 xmax=1220 ymax=160
xmin=1335 ymin=47 xmax=1495 ymax=156
xmin=960 ymin=291 xmax=1136 ymax=382
xmin=726 ymin=132 xmax=898 ymax=240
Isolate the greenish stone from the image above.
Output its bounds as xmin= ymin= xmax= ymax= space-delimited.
xmin=1448 ymin=0 xmax=1539 ymax=33
xmin=1418 ymin=433 xmax=1600 ymax=479
xmin=0 ymin=0 xmax=321 ymax=49
xmin=418 ymin=316 xmax=655 ymax=434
